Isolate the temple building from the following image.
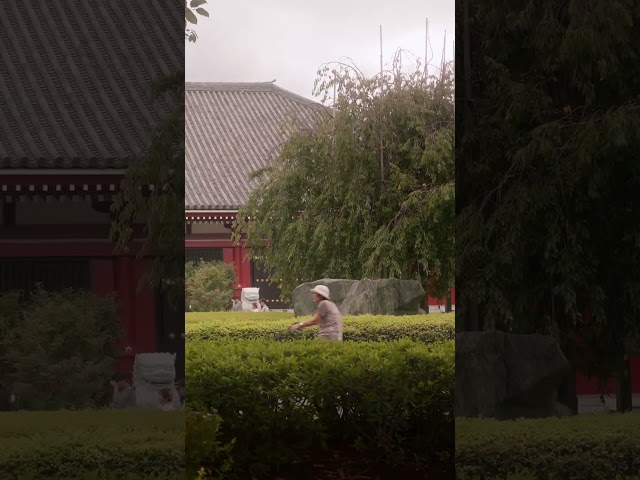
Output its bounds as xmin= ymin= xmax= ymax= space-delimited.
xmin=185 ymin=81 xmax=455 ymax=311
xmin=0 ymin=0 xmax=183 ymax=374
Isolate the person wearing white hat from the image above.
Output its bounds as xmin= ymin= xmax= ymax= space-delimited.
xmin=289 ymin=285 xmax=343 ymax=340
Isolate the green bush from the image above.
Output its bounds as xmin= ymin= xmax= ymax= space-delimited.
xmin=186 ymin=407 xmax=235 ymax=479
xmin=0 ymin=410 xmax=184 ymax=479
xmin=1 ymin=289 xmax=120 ymax=410
xmin=462 ymin=473 xmax=640 ymax=480
xmin=186 ymin=261 xmax=237 ymax=312
xmin=187 ymin=338 xmax=454 ymax=478
xmin=185 ymin=311 xmax=455 ymax=343
xmin=456 ymin=414 xmax=640 ymax=479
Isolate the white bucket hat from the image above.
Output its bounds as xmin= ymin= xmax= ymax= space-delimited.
xmin=310 ymin=285 xmax=330 ymax=300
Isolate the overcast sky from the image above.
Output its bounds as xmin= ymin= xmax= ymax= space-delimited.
xmin=186 ymin=0 xmax=454 ymax=100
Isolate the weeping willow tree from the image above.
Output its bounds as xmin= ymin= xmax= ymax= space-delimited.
xmin=236 ymin=51 xmax=455 ymax=302
xmin=110 ymin=2 xmax=210 ymax=305
xmin=456 ymin=0 xmax=640 ymax=411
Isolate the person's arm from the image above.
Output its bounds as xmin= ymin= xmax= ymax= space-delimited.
xmin=290 ymin=313 xmax=321 ymax=331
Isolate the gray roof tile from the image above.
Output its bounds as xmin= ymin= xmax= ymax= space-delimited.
xmin=0 ymin=0 xmax=182 ymax=169
xmin=185 ymin=82 xmax=326 ymax=210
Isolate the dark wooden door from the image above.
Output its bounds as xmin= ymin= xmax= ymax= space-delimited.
xmin=185 ymin=247 xmax=223 ymax=264
xmin=0 ymin=258 xmax=90 ymax=296
xmin=250 ymin=261 xmax=290 ymax=309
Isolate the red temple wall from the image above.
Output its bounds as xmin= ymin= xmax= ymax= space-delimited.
xmin=576 ymin=356 xmax=640 ymax=395
xmin=4 ymin=241 xmax=155 ymax=375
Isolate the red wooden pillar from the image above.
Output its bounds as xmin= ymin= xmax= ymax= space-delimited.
xmin=224 ymin=248 xmax=241 ymax=296
xmin=133 ymin=258 xmax=156 ymax=354
xmin=90 ymin=258 xmax=115 ymax=296
xmin=240 ymin=245 xmax=252 ymax=289
xmin=115 ymin=255 xmax=135 ymax=373
xmin=233 ymin=246 xmax=243 ymax=290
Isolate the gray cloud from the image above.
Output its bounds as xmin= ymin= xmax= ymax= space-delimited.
xmin=186 ymin=0 xmax=454 ymax=100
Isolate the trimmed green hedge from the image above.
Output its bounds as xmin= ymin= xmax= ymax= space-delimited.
xmin=188 ymin=311 xmax=296 ymax=322
xmin=187 ymin=338 xmax=454 ymax=478
xmin=456 ymin=414 xmax=640 ymax=479
xmin=185 ymin=312 xmax=455 ymax=343
xmin=0 ymin=410 xmax=184 ymax=479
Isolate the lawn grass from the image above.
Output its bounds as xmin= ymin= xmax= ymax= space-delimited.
xmin=0 ymin=409 xmax=184 ymax=479
xmin=456 ymin=414 xmax=640 ymax=479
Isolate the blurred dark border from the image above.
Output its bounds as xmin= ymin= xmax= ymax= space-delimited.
xmin=0 ymin=1 xmax=185 ymax=478
xmin=456 ymin=0 xmax=640 ymax=478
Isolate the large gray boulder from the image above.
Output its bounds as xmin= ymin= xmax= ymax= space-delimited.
xmin=341 ymin=278 xmax=425 ymax=315
xmin=455 ymin=331 xmax=572 ymax=419
xmin=292 ymin=278 xmax=425 ymax=317
xmin=292 ymin=279 xmax=357 ymax=316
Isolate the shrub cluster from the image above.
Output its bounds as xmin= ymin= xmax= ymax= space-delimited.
xmin=186 ymin=261 xmax=237 ymax=312
xmin=186 ymin=408 xmax=234 ymax=479
xmin=0 ymin=410 xmax=184 ymax=479
xmin=185 ymin=312 xmax=455 ymax=343
xmin=187 ymin=338 xmax=454 ymax=478
xmin=0 ymin=289 xmax=120 ymax=410
xmin=456 ymin=414 xmax=640 ymax=480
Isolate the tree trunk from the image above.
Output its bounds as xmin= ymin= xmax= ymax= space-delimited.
xmin=422 ymin=280 xmax=430 ymax=314
xmin=616 ymin=354 xmax=633 ymax=412
xmin=558 ymin=339 xmax=579 ymax=414
xmin=445 ymin=292 xmax=452 ymax=312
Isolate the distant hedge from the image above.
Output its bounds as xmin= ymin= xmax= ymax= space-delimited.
xmin=185 ymin=312 xmax=455 ymax=343
xmin=187 ymin=338 xmax=454 ymax=478
xmin=0 ymin=410 xmax=184 ymax=479
xmin=456 ymin=414 xmax=640 ymax=479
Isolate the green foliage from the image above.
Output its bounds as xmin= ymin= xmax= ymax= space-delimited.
xmin=112 ymin=0 xmax=210 ymax=307
xmin=0 ymin=290 xmax=120 ymax=410
xmin=187 ymin=338 xmax=454 ymax=478
xmin=111 ymin=71 xmax=185 ymax=308
xmin=185 ymin=260 xmax=197 ymax=283
xmin=460 ymin=472 xmax=640 ymax=480
xmin=236 ymin=51 xmax=454 ymax=299
xmin=456 ymin=415 xmax=640 ymax=479
xmin=185 ymin=0 xmax=210 ymax=43
xmin=0 ymin=292 xmax=21 ymax=339
xmin=0 ymin=410 xmax=184 ymax=479
xmin=186 ymin=408 xmax=235 ymax=479
xmin=186 ymin=311 xmax=455 ymax=343
xmin=456 ymin=0 xmax=640 ymax=382
xmin=189 ymin=311 xmax=296 ymax=322
xmin=186 ymin=261 xmax=237 ymax=312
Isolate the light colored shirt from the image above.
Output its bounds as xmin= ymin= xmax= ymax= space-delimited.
xmin=231 ymin=302 xmax=242 ymax=311
xmin=261 ymin=305 xmax=270 ymax=311
xmin=316 ymin=300 xmax=343 ymax=340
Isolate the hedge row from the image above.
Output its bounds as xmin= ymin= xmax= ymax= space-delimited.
xmin=186 ymin=338 xmax=454 ymax=479
xmin=0 ymin=410 xmax=184 ymax=479
xmin=456 ymin=414 xmax=640 ymax=479
xmin=185 ymin=312 xmax=455 ymax=343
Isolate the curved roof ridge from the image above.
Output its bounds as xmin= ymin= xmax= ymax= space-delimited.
xmin=185 ymin=81 xmax=323 ymax=109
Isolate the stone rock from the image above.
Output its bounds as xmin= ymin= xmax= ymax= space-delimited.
xmin=455 ymin=331 xmax=571 ymax=419
xmin=341 ymin=278 xmax=425 ymax=316
xmin=292 ymin=278 xmax=425 ymax=317
xmin=292 ymin=279 xmax=357 ymax=316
